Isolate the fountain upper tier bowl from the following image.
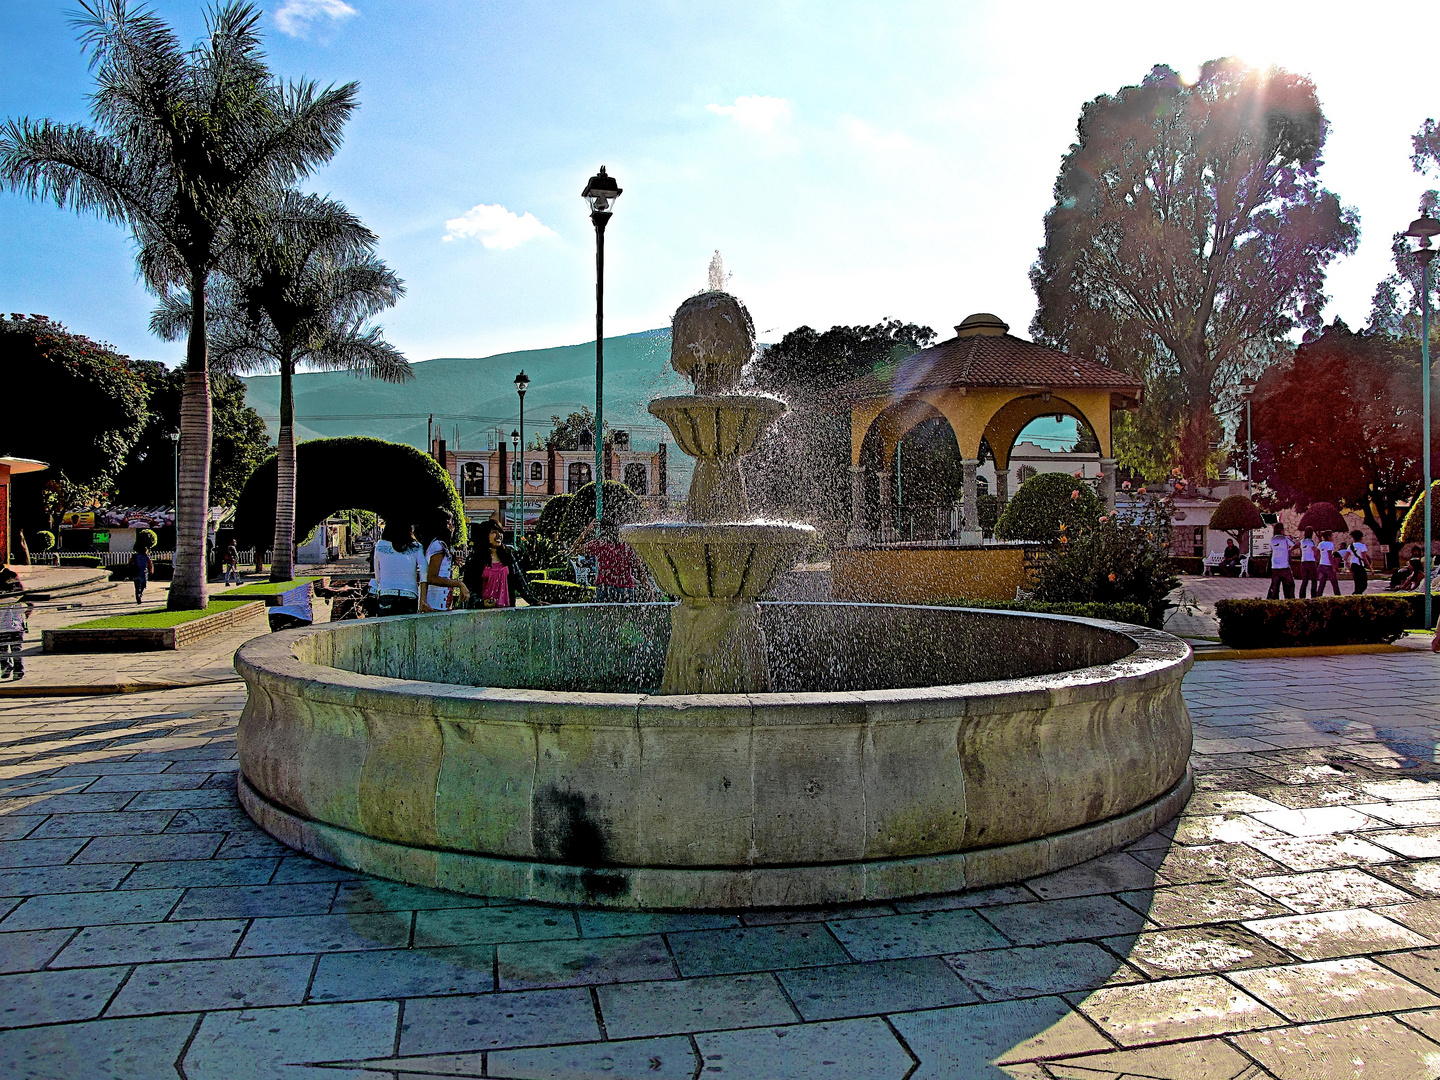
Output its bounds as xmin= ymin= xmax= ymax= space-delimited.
xmin=235 ymin=603 xmax=1193 ymax=910
xmin=646 ymin=394 xmax=786 ymax=459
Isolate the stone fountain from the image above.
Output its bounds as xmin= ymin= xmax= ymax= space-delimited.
xmin=622 ymin=292 xmax=815 ymax=694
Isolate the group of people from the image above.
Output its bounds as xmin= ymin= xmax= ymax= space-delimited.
xmin=1266 ymin=524 xmax=1371 ymax=599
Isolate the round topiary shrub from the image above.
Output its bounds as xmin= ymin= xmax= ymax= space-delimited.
xmin=1298 ymin=501 xmax=1348 ymax=534
xmin=136 ymin=529 xmax=158 ymax=551
xmin=560 ymin=480 xmax=642 ymax=542
xmin=32 ymin=530 xmax=56 ymax=553
xmin=1402 ymin=481 xmax=1440 ymax=544
xmin=534 ymin=494 xmax=573 ymax=540
xmin=994 ymin=472 xmax=1101 ymax=543
xmin=1209 ymin=494 xmax=1265 ymax=535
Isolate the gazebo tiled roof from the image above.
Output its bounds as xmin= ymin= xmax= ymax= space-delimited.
xmin=847 ymin=324 xmax=1143 ymax=400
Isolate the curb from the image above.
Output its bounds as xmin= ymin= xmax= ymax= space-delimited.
xmin=0 ymin=677 xmax=244 ymax=698
xmin=1192 ymin=643 xmax=1412 ymax=662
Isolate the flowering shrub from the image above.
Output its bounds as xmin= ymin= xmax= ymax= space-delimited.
xmin=1032 ymin=492 xmax=1179 ymax=628
xmin=993 ymin=472 xmax=1101 ymax=543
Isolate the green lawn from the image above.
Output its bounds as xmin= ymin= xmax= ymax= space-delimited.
xmin=72 ymin=600 xmax=256 ymax=630
xmin=225 ymin=577 xmax=318 ymax=596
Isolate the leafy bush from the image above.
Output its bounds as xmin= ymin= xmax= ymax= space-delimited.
xmin=1215 ymin=595 xmax=1413 ymax=648
xmin=32 ymin=530 xmax=56 ymax=552
xmin=976 ymin=492 xmax=1000 ymax=538
xmin=57 ymin=554 xmax=104 ymax=568
xmin=559 ymin=480 xmax=642 ymax=542
xmin=933 ymin=598 xmax=1149 ymax=625
xmin=515 ymin=533 xmax=562 ymax=573
xmin=1297 ymin=501 xmax=1348 ymax=534
xmin=136 ymin=528 xmax=158 ymax=551
xmin=1032 ymin=494 xmax=1178 ymax=628
xmin=1400 ymin=480 xmax=1440 ymax=543
xmin=994 ymin=472 xmax=1101 ymax=542
xmin=534 ymin=494 xmax=573 ymax=540
xmin=529 ymin=579 xmax=595 ymax=604
xmin=1209 ymin=494 xmax=1264 ymax=533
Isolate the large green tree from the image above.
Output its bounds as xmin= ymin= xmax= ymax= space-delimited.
xmin=1031 ymin=59 xmax=1358 ymax=480
xmin=153 ymin=190 xmax=408 ymax=580
xmin=1 ymin=1 xmax=357 ymax=608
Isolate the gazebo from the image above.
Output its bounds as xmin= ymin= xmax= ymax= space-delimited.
xmin=832 ymin=314 xmax=1141 ymax=602
xmin=845 ymin=313 xmax=1142 ymax=541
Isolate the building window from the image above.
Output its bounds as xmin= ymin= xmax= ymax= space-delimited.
xmin=568 ymin=461 xmax=592 ymax=493
xmin=624 ymin=462 xmax=648 ymax=496
xmin=531 ymin=460 xmax=543 ymax=482
xmin=1193 ymin=526 xmax=1205 ymax=558
xmin=462 ymin=462 xmax=486 ymax=497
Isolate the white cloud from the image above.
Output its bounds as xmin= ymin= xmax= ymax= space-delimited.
xmin=706 ymin=95 xmax=792 ymax=134
xmin=442 ymin=204 xmax=557 ymax=249
xmin=275 ymin=0 xmax=357 ymax=37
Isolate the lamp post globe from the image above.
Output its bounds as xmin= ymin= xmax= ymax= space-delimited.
xmin=582 ymin=166 xmax=622 ymax=524
xmin=514 ymin=371 xmax=529 ymax=540
xmin=1406 ymin=214 xmax=1440 ymax=630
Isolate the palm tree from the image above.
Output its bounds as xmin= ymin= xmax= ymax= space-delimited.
xmin=0 ymin=1 xmax=357 ymax=608
xmin=154 ymin=189 xmax=410 ymax=581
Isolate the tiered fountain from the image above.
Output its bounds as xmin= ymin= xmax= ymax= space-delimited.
xmin=623 ymin=292 xmax=815 ymax=694
xmin=233 ymin=290 xmax=1194 ymax=910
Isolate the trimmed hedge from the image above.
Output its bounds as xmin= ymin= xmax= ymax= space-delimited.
xmin=1215 ymin=595 xmax=1413 ymax=649
xmin=529 ymin=579 xmax=595 ymax=604
xmin=57 ymin=555 xmax=104 ymax=568
xmin=993 ymin=472 xmax=1100 ymax=543
xmin=931 ymin=598 xmax=1150 ymax=626
xmin=559 ymin=480 xmax=642 ymax=541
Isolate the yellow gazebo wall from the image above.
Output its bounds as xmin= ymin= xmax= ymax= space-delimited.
xmin=831 ymin=545 xmax=1031 ymax=603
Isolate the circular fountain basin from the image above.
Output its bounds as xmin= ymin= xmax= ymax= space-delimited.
xmin=234 ymin=603 xmax=1192 ymax=909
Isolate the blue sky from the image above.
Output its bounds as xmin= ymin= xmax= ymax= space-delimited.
xmin=2 ymin=1 xmax=1434 ymax=367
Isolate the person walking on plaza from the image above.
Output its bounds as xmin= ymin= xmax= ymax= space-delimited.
xmin=371 ymin=519 xmax=428 ymax=617
xmin=421 ymin=507 xmax=468 ymax=612
xmin=223 ymin=539 xmax=239 ymax=586
xmin=462 ymin=521 xmax=541 ymax=608
xmin=571 ymin=519 xmax=646 ymax=602
xmin=0 ymin=568 xmax=25 ymax=682
xmin=1347 ymin=530 xmax=1370 ymax=594
xmin=1267 ymin=523 xmax=1296 ymax=599
xmin=1296 ymin=527 xmax=1320 ymax=598
xmin=1315 ymin=530 xmax=1341 ymax=596
xmin=131 ymin=544 xmax=152 ymax=605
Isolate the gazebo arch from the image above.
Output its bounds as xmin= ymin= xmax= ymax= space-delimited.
xmin=845 ymin=313 xmax=1140 ymax=540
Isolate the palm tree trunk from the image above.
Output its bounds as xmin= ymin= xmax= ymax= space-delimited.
xmin=169 ymin=268 xmax=213 ymax=610
xmin=271 ymin=355 xmax=297 ymax=582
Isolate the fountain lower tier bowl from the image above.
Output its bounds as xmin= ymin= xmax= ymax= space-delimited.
xmin=622 ymin=522 xmax=815 ymax=601
xmin=235 ymin=604 xmax=1193 ymax=909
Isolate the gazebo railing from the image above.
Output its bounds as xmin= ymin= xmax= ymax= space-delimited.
xmin=877 ymin=503 xmax=964 ymax=543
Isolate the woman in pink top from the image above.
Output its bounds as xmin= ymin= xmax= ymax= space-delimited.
xmin=462 ymin=521 xmax=540 ymax=608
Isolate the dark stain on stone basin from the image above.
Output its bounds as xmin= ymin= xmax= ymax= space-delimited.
xmin=533 ymin=786 xmax=628 ymax=901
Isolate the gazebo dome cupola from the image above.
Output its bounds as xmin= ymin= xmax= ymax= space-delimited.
xmin=954 ymin=313 xmax=1010 ymax=337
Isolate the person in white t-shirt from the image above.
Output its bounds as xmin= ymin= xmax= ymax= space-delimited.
xmin=1316 ymin=531 xmax=1341 ymax=596
xmin=1347 ymin=529 xmax=1370 ymax=594
xmin=1296 ymin=528 xmax=1320 ymax=598
xmin=421 ymin=507 xmax=469 ymax=613
xmin=1267 ymin=523 xmax=1296 ymax=599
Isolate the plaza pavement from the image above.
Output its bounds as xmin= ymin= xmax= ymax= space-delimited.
xmin=5 ymin=649 xmax=1440 ymax=1076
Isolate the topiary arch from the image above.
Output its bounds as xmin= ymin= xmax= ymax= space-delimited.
xmin=234 ymin=437 xmax=465 ymax=551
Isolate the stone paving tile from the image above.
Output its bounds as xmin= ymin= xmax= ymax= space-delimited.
xmin=0 ymin=791 xmax=134 ymax=813
xmin=126 ymin=788 xmax=239 ymax=811
xmin=1256 ymin=782 xmax=1367 ymax=809
xmin=1246 ymin=868 xmax=1414 ymax=914
xmin=237 ymin=912 xmax=411 ymax=955
xmin=1366 ymin=825 xmax=1440 ymax=859
xmin=976 ymin=895 xmax=1147 ymax=946
xmin=1129 ymin=842 xmax=1290 ymax=884
xmin=1120 ymin=881 xmax=1289 ymax=927
xmin=0 ymin=965 xmax=130 ymax=1028
xmin=1043 ymin=1038 xmax=1260 ymax=1079
xmin=0 ymin=837 xmax=88 ymax=867
xmin=119 ymin=856 xmax=279 ymax=890
xmin=1235 ymin=1014 xmax=1440 ymax=1078
xmin=667 ymin=924 xmax=850 ymax=977
xmin=169 ymin=881 xmax=337 ymax=919
xmin=738 ymin=902 xmax=896 ymax=926
xmin=0 ymin=1013 xmax=198 ymax=1080
xmin=1376 ymin=947 xmax=1440 ymax=993
xmin=780 ymin=956 xmax=977 ymax=1020
xmin=497 ymin=934 xmax=675 ymax=989
xmin=331 ymin=878 xmax=491 ymax=914
xmin=1231 ymin=956 xmax=1440 ymax=1023
xmin=577 ymin=909 xmax=740 ymax=937
xmin=1105 ymin=925 xmax=1292 ymax=979
xmin=1183 ymin=790 xmax=1288 ymax=815
xmin=1075 ymin=973 xmax=1282 ymax=1046
xmin=891 ymin=884 xmax=1035 ymax=913
xmin=1351 ymin=798 xmax=1440 ymax=827
xmin=0 ymin=928 xmax=74 ymax=973
xmin=49 ymin=918 xmax=246 ymax=967
xmin=489 ymin=1036 xmax=699 ymax=1079
xmin=1244 ymin=908 xmax=1433 ymax=961
xmin=944 ymin=942 xmax=1137 ymax=1002
xmin=1252 ymin=806 xmax=1384 ymax=836
xmin=1359 ymin=778 xmax=1440 ymax=801
xmin=107 ymin=954 xmax=315 ymax=1016
xmin=0 ymin=887 xmax=182 ymax=930
xmin=75 ymin=831 xmax=225 ymax=863
xmin=0 ymin=816 xmax=44 ymax=841
xmin=597 ymin=972 xmax=797 ymax=1036
xmin=1171 ymin=813 xmax=1290 ymax=846
xmin=1248 ymin=834 xmax=1400 ymax=872
xmin=890 ymin=996 xmax=1112 ymax=1076
xmin=397 ymin=988 xmax=599 ymax=1054
xmin=271 ymin=856 xmax=364 ymax=884
xmin=182 ymin=1000 xmax=399 ymax=1080
xmin=412 ymin=905 xmax=576 ymax=948
xmin=309 ymin=944 xmax=494 ymax=1001
xmin=692 ymin=1017 xmax=913 ymax=1079
xmin=0 ymin=865 xmax=136 ymax=901
xmin=84 ymin=773 xmax=207 ymax=793
xmin=1024 ymin=853 xmax=1157 ymax=900
xmin=824 ymin=909 xmax=1010 ymax=961
xmin=28 ymin=810 xmax=175 ymax=838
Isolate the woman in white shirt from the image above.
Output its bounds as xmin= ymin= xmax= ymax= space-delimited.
xmin=1297 ymin=528 xmax=1320 ymax=598
xmin=371 ymin=521 xmax=428 ymax=616
xmin=1316 ymin=531 xmax=1340 ymax=596
xmin=1347 ymin=530 xmax=1370 ymax=594
xmin=422 ymin=507 xmax=469 ymax=612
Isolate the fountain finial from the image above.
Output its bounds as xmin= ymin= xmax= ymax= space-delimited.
xmin=671 ymin=291 xmax=754 ymax=395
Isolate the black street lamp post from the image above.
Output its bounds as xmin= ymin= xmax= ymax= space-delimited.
xmin=511 ymin=429 xmax=521 ymax=542
xmin=582 ymin=166 xmax=622 ymax=524
xmin=514 ymin=370 xmax=529 ymax=541
xmin=1407 ymin=214 xmax=1440 ymax=629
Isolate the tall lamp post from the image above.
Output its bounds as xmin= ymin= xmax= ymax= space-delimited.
xmin=1407 ymin=214 xmax=1440 ymax=630
xmin=1239 ymin=376 xmax=1256 ymax=556
xmin=514 ymin=371 xmax=529 ymax=541
xmin=582 ymin=166 xmax=622 ymax=524
xmin=169 ymin=430 xmax=179 ymax=547
xmin=511 ymin=430 xmax=521 ymax=541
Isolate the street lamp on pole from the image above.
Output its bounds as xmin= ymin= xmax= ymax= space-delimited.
xmin=582 ymin=165 xmax=622 ymax=524
xmin=511 ymin=429 xmax=521 ymax=541
xmin=1406 ymin=213 xmax=1440 ymax=630
xmin=514 ymin=371 xmax=529 ymax=541
xmin=1239 ymin=377 xmax=1257 ymax=489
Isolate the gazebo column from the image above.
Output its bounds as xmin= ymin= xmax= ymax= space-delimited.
xmin=1099 ymin=458 xmax=1117 ymax=511
xmin=960 ymin=458 xmax=982 ymax=541
xmin=846 ymin=465 xmax=870 ymax=545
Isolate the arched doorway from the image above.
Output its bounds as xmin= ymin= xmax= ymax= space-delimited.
xmin=567 ymin=461 xmax=592 ymax=493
